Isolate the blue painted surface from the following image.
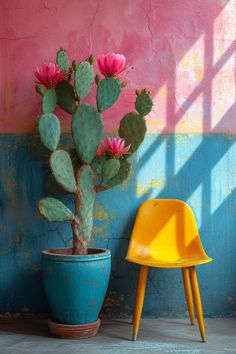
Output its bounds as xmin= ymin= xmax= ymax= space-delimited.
xmin=42 ymin=248 xmax=111 ymax=324
xmin=0 ymin=134 xmax=236 ymax=317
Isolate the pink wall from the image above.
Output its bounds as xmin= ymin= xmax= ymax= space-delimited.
xmin=0 ymin=0 xmax=235 ymax=134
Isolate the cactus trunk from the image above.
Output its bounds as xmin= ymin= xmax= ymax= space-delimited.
xmin=71 ymin=219 xmax=87 ymax=255
xmin=71 ymin=191 xmax=88 ymax=255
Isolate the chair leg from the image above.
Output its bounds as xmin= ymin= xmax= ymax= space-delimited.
xmin=132 ymin=265 xmax=149 ymax=341
xmin=189 ymin=266 xmax=206 ymax=342
xmin=182 ymin=267 xmax=195 ymax=325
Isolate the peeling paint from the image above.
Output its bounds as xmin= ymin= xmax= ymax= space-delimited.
xmin=136 ymin=179 xmax=165 ymax=197
xmin=227 ymin=297 xmax=236 ymax=305
xmin=94 ymin=204 xmax=108 ymax=221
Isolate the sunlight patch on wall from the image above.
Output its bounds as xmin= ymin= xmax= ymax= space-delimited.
xmin=211 ymin=53 xmax=235 ymax=131
xmin=136 ymin=137 xmax=166 ymax=197
xmin=187 ymin=184 xmax=202 ymax=229
xmin=146 ymin=84 xmax=167 ymax=134
xmin=175 ymin=34 xmax=204 ymax=133
xmin=174 ymin=134 xmax=203 ymax=175
xmin=211 ymin=141 xmax=236 ymax=215
xmin=213 ymin=0 xmax=235 ymax=52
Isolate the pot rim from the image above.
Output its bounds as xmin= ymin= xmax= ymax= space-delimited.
xmin=42 ymin=247 xmax=111 ymax=262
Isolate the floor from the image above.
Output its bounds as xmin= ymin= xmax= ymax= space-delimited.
xmin=0 ymin=317 xmax=235 ymax=354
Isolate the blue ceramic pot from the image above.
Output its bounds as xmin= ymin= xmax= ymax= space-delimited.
xmin=42 ymin=248 xmax=111 ymax=325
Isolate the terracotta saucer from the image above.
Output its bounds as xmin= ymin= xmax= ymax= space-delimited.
xmin=48 ymin=318 xmax=101 ymax=339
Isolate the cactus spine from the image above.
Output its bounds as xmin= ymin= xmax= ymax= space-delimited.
xmin=36 ymin=49 xmax=153 ymax=255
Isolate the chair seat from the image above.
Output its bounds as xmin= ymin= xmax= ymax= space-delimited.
xmin=126 ymin=255 xmax=212 ymax=268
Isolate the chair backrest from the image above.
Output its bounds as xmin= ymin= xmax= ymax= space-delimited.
xmin=126 ymin=199 xmax=207 ymax=263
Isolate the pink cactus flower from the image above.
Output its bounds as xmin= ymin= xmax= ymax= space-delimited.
xmin=97 ymin=53 xmax=128 ymax=77
xmin=102 ymin=136 xmax=131 ymax=157
xmin=34 ymin=63 xmax=67 ymax=88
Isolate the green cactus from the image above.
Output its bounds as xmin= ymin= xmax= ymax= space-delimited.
xmin=50 ymin=150 xmax=77 ymax=193
xmin=97 ymin=77 xmax=121 ymax=112
xmin=55 ymin=81 xmax=75 ymax=114
xmin=102 ymin=159 xmax=131 ymax=188
xmin=72 ymin=104 xmax=103 ymax=164
xmin=101 ymin=159 xmax=120 ymax=186
xmin=39 ymin=197 xmax=74 ymax=222
xmin=57 ymin=49 xmax=69 ymax=72
xmin=77 ymin=165 xmax=95 ymax=241
xmin=75 ymin=61 xmax=94 ymax=99
xmin=91 ymin=156 xmax=105 ymax=175
xmin=119 ymin=112 xmax=147 ymax=155
xmin=35 ymin=49 xmax=152 ymax=255
xmin=42 ymin=89 xmax=57 ymax=114
xmin=135 ymin=90 xmax=153 ymax=116
xmin=38 ymin=113 xmax=61 ymax=152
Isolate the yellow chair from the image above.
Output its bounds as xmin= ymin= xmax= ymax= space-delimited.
xmin=126 ymin=199 xmax=212 ymax=342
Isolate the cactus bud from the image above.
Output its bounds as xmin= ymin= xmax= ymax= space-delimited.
xmin=72 ymin=60 xmax=79 ymax=71
xmin=87 ymin=55 xmax=95 ymax=65
xmin=35 ymin=85 xmax=46 ymax=96
xmin=67 ymin=67 xmax=73 ymax=81
xmin=95 ymin=74 xmax=101 ymax=85
xmin=120 ymin=82 xmax=127 ymax=89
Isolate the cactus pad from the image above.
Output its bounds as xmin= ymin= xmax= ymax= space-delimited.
xmin=38 ymin=113 xmax=61 ymax=152
xmin=39 ymin=197 xmax=74 ymax=222
xmin=55 ymin=81 xmax=75 ymax=114
xmin=77 ymin=165 xmax=95 ymax=241
xmin=75 ymin=61 xmax=94 ymax=99
xmin=102 ymin=159 xmax=131 ymax=188
xmin=119 ymin=112 xmax=147 ymax=155
xmin=72 ymin=104 xmax=103 ymax=164
xmin=135 ymin=90 xmax=153 ymax=116
xmin=50 ymin=150 xmax=77 ymax=193
xmin=56 ymin=49 xmax=69 ymax=72
xmin=42 ymin=89 xmax=57 ymax=114
xmin=91 ymin=156 xmax=105 ymax=175
xmin=97 ymin=77 xmax=121 ymax=112
xmin=101 ymin=159 xmax=120 ymax=186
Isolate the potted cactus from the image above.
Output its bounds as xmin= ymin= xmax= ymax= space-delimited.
xmin=34 ymin=50 xmax=153 ymax=338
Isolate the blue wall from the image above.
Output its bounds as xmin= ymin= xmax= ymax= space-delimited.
xmin=0 ymin=134 xmax=236 ymax=317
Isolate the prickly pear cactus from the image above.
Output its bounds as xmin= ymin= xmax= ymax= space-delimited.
xmin=102 ymin=159 xmax=131 ymax=188
xmin=57 ymin=49 xmax=69 ymax=72
xmin=101 ymin=159 xmax=120 ymax=185
xmin=38 ymin=113 xmax=61 ymax=152
xmin=119 ymin=112 xmax=147 ymax=155
xmin=39 ymin=197 xmax=74 ymax=222
xmin=50 ymin=150 xmax=77 ymax=193
xmin=75 ymin=61 xmax=94 ymax=99
xmin=72 ymin=104 xmax=103 ymax=164
xmin=42 ymin=89 xmax=57 ymax=113
xmin=135 ymin=89 xmax=153 ymax=116
xmin=35 ymin=49 xmax=153 ymax=255
xmin=55 ymin=81 xmax=75 ymax=114
xmin=97 ymin=77 xmax=121 ymax=112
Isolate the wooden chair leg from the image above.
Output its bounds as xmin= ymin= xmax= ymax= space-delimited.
xmin=132 ymin=265 xmax=149 ymax=341
xmin=182 ymin=267 xmax=195 ymax=325
xmin=189 ymin=266 xmax=206 ymax=342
